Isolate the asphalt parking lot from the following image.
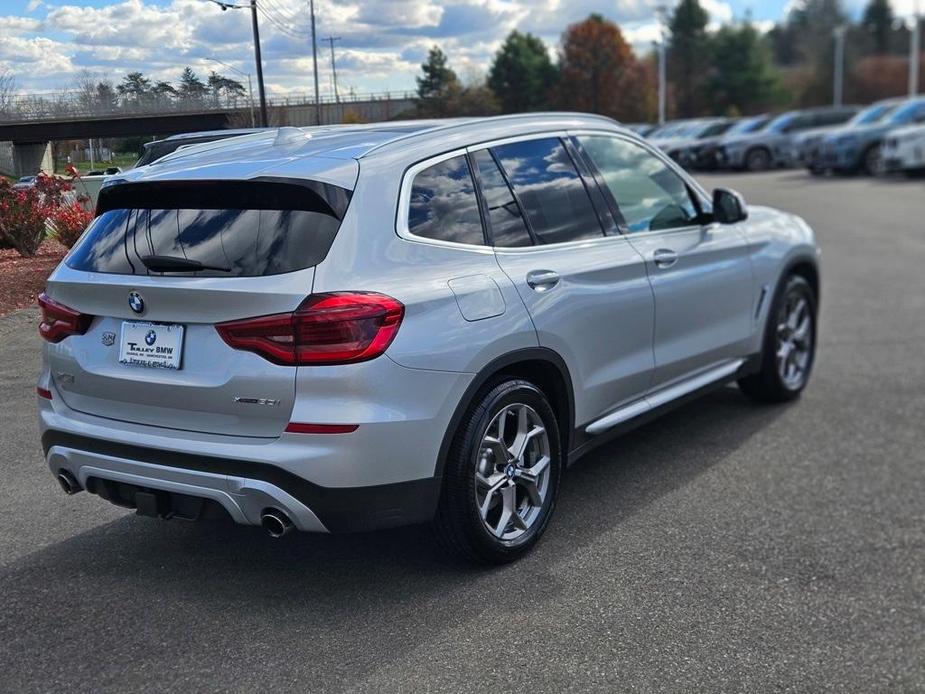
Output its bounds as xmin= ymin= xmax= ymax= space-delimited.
xmin=1 ymin=170 xmax=923 ymax=693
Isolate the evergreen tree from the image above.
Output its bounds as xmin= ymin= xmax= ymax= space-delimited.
xmin=416 ymin=47 xmax=459 ymax=115
xmin=487 ymin=31 xmax=558 ymax=113
xmin=668 ymin=0 xmax=710 ymax=117
xmin=117 ymin=72 xmax=151 ymax=100
xmin=861 ymin=0 xmax=894 ymax=53
xmin=707 ymin=23 xmax=784 ymax=114
xmin=178 ymin=67 xmax=208 ymax=102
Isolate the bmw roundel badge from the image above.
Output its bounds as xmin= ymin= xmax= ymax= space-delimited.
xmin=128 ymin=291 xmax=145 ymax=314
xmin=145 ymin=330 xmax=157 ymax=346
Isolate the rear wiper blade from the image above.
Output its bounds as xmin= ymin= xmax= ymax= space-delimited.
xmin=140 ymin=255 xmax=231 ymax=273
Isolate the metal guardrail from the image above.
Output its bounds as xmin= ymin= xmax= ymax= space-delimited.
xmin=0 ymin=90 xmax=417 ymax=123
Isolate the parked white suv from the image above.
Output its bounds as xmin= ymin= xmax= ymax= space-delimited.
xmin=881 ymin=123 xmax=925 ymax=176
xmin=38 ymin=115 xmax=820 ymax=563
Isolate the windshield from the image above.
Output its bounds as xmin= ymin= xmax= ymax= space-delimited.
xmin=700 ymin=121 xmax=733 ymax=138
xmin=648 ymin=123 xmax=683 ymax=139
xmin=888 ymin=100 xmax=925 ymax=125
xmin=765 ymin=113 xmax=797 ymax=133
xmin=726 ymin=116 xmax=770 ymax=135
xmin=850 ymin=103 xmax=897 ymax=126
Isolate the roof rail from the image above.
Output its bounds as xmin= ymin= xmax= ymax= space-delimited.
xmin=359 ymin=112 xmax=622 ymax=157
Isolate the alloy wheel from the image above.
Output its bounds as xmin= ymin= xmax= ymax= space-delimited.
xmin=474 ymin=403 xmax=551 ymax=542
xmin=776 ymin=293 xmax=813 ymax=390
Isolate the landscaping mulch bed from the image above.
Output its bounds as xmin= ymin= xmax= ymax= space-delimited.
xmin=0 ymin=241 xmax=67 ymax=317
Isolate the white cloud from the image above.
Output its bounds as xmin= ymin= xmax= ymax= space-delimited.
xmin=0 ymin=0 xmax=765 ymax=96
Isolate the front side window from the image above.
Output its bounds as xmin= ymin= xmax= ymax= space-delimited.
xmin=490 ymin=138 xmax=604 ymax=245
xmin=407 ymin=154 xmax=484 ymax=245
xmin=578 ymin=135 xmax=698 ymax=233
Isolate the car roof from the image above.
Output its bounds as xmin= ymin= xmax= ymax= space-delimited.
xmin=116 ymin=113 xmax=627 ymax=190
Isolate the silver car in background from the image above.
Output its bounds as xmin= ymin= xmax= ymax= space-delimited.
xmin=37 ymin=115 xmax=820 ymax=564
xmin=718 ymin=106 xmax=858 ymax=171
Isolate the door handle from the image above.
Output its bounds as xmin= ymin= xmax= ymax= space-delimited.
xmin=653 ymin=248 xmax=678 ymax=269
xmin=526 ymin=269 xmax=560 ymax=292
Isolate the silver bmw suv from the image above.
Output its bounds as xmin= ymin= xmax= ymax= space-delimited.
xmin=38 ymin=114 xmax=820 ymax=564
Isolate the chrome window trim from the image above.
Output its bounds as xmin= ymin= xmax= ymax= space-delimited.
xmin=396 ymin=130 xmax=614 ymax=253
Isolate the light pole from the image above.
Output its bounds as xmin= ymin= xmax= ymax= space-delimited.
xmin=325 ymin=35 xmax=341 ymax=122
xmin=833 ymin=25 xmax=846 ymax=107
xmin=911 ymin=1 xmax=922 ymax=96
xmin=309 ymin=0 xmax=321 ymax=125
xmin=206 ymin=0 xmax=268 ymax=127
xmin=655 ymin=5 xmax=668 ymax=126
xmin=208 ymin=58 xmax=256 ymax=127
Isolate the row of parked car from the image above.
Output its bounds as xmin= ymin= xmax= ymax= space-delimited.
xmin=627 ymin=95 xmax=925 ymax=177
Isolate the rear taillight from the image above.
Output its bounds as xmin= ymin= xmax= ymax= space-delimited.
xmin=216 ymin=292 xmax=404 ymax=366
xmin=37 ymin=292 xmax=93 ymax=343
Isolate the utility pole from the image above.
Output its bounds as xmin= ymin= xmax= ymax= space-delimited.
xmin=655 ymin=5 xmax=668 ymax=126
xmin=911 ymin=2 xmax=922 ymax=96
xmin=309 ymin=0 xmax=321 ymax=125
xmin=249 ymin=0 xmax=269 ymax=126
xmin=325 ymin=35 xmax=341 ymax=122
xmin=833 ymin=26 xmax=846 ymax=107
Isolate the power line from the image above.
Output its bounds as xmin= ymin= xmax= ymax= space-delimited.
xmin=261 ymin=0 xmax=303 ymax=24
xmin=255 ymin=4 xmax=310 ymax=37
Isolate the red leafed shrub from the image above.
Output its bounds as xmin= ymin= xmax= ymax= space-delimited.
xmin=0 ymin=172 xmax=92 ymax=256
xmin=0 ymin=176 xmax=50 ymax=257
xmin=50 ymin=200 xmax=94 ymax=249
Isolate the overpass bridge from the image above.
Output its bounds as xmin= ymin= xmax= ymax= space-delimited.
xmin=0 ymin=91 xmax=416 ymax=176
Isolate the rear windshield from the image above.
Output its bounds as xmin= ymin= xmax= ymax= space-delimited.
xmin=67 ymin=179 xmax=350 ymax=277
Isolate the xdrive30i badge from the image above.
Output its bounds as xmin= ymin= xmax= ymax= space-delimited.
xmin=128 ymin=291 xmax=145 ymax=314
xmin=234 ymin=397 xmax=281 ymax=407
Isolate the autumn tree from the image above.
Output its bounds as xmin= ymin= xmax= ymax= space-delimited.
xmin=487 ymin=31 xmax=558 ymax=113
xmin=668 ymin=0 xmax=711 ymax=117
xmin=556 ymin=14 xmax=653 ymax=122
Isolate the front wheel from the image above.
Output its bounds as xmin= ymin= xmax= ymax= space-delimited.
xmin=862 ymin=144 xmax=882 ymax=176
xmin=433 ymin=379 xmax=562 ymax=565
xmin=739 ymin=275 xmax=817 ymax=403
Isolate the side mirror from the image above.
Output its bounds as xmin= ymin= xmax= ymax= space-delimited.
xmin=712 ymin=188 xmax=748 ymax=224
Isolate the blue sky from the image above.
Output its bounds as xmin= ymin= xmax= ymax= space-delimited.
xmin=0 ymin=0 xmax=905 ymax=96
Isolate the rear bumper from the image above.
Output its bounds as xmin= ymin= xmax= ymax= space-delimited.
xmin=43 ymin=431 xmax=441 ymax=532
xmin=38 ymin=357 xmax=473 ymax=532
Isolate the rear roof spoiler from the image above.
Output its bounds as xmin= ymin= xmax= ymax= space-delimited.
xmin=96 ymin=177 xmax=352 ymax=220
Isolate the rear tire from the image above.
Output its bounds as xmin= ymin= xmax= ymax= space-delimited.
xmin=433 ymin=379 xmax=562 ymax=565
xmin=745 ymin=147 xmax=771 ymax=172
xmin=738 ymin=275 xmax=817 ymax=403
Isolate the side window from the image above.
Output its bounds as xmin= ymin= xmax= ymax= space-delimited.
xmin=407 ymin=154 xmax=484 ymax=246
xmin=578 ymin=135 xmax=698 ymax=233
xmin=471 ymin=150 xmax=533 ymax=248
xmin=491 ymin=138 xmax=604 ymax=245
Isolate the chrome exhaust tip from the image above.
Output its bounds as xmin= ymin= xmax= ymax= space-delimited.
xmin=260 ymin=510 xmax=293 ymax=538
xmin=57 ymin=470 xmax=81 ymax=495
